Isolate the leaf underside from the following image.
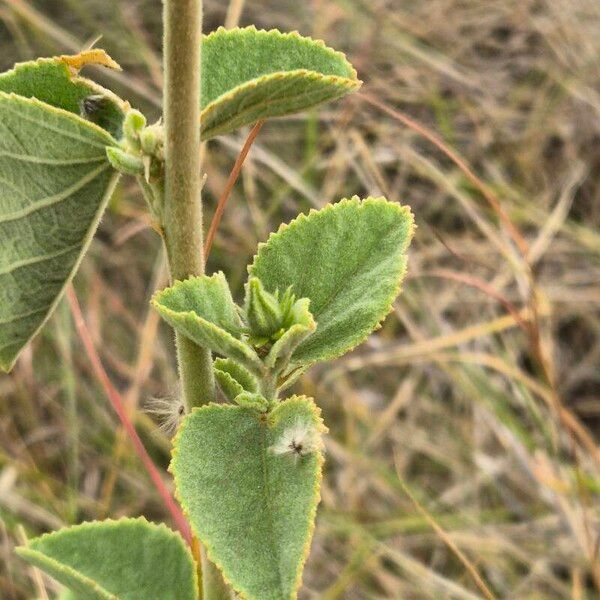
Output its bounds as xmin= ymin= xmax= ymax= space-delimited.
xmin=0 ymin=56 xmax=126 ymax=138
xmin=200 ymin=27 xmax=361 ymax=139
xmin=172 ymin=397 xmax=325 ymax=600
xmin=16 ymin=518 xmax=197 ymax=600
xmin=0 ymin=93 xmax=119 ymax=372
xmin=249 ymin=197 xmax=415 ymax=366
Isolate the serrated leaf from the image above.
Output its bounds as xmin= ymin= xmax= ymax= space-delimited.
xmin=214 ymin=366 xmax=245 ymax=402
xmin=152 ymin=273 xmax=263 ymax=374
xmin=0 ymin=53 xmax=127 ymax=138
xmin=200 ymin=27 xmax=361 ymax=139
xmin=249 ymin=197 xmax=415 ymax=366
xmin=172 ymin=397 xmax=325 ymax=600
xmin=214 ymin=357 xmax=259 ymax=402
xmin=233 ymin=391 xmax=269 ymax=411
xmin=16 ymin=518 xmax=197 ymax=600
xmin=0 ymin=93 xmax=120 ymax=372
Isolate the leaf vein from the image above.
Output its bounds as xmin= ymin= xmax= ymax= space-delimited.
xmin=0 ymin=151 xmax=106 ymax=166
xmin=0 ymin=306 xmax=48 ymax=326
xmin=0 ymin=163 xmax=109 ymax=224
xmin=0 ymin=243 xmax=80 ymax=276
xmin=0 ymin=100 xmax=108 ymax=149
xmin=259 ymin=423 xmax=287 ymax=597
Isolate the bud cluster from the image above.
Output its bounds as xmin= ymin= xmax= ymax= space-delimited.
xmin=106 ymin=109 xmax=164 ymax=184
xmin=243 ymin=277 xmax=300 ymax=348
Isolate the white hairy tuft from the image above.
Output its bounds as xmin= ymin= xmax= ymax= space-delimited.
xmin=269 ymin=419 xmax=323 ymax=459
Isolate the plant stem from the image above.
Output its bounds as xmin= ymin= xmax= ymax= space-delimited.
xmin=162 ymin=0 xmax=214 ymax=409
xmin=162 ymin=2 xmax=231 ymax=598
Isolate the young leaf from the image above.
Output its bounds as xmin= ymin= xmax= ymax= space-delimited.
xmin=152 ymin=273 xmax=263 ymax=374
xmin=0 ymin=52 xmax=127 ymax=138
xmin=214 ymin=365 xmax=245 ymax=402
xmin=171 ymin=397 xmax=326 ymax=600
xmin=233 ymin=391 xmax=269 ymax=411
xmin=16 ymin=518 xmax=197 ymax=600
xmin=265 ymin=298 xmax=316 ymax=372
xmin=249 ymin=197 xmax=415 ymax=366
xmin=0 ymin=93 xmax=120 ymax=372
xmin=200 ymin=27 xmax=361 ymax=139
xmin=244 ymin=277 xmax=284 ymax=339
xmin=214 ymin=357 xmax=259 ymax=402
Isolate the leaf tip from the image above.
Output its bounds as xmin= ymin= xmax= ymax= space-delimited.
xmin=58 ymin=49 xmax=122 ymax=73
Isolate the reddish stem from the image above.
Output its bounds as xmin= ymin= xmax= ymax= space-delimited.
xmin=204 ymin=120 xmax=265 ymax=258
xmin=66 ymin=286 xmax=192 ymax=546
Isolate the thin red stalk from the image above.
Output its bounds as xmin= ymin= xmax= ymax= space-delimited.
xmin=204 ymin=120 xmax=265 ymax=258
xmin=358 ymin=92 xmax=529 ymax=257
xmin=66 ymin=285 xmax=192 ymax=546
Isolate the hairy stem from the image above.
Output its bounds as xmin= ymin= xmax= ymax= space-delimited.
xmin=162 ymin=0 xmax=214 ymax=409
xmin=162 ymin=2 xmax=231 ymax=598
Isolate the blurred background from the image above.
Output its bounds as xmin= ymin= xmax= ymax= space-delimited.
xmin=1 ymin=0 xmax=599 ymax=597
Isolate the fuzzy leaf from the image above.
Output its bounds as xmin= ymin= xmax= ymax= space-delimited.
xmin=244 ymin=276 xmax=283 ymax=339
xmin=214 ymin=357 xmax=259 ymax=402
xmin=172 ymin=397 xmax=325 ymax=600
xmin=200 ymin=27 xmax=361 ymax=139
xmin=265 ymin=298 xmax=315 ymax=371
xmin=249 ymin=197 xmax=415 ymax=366
xmin=0 ymin=93 xmax=120 ymax=372
xmin=233 ymin=391 xmax=269 ymax=411
xmin=0 ymin=53 xmax=127 ymax=138
xmin=214 ymin=366 xmax=245 ymax=402
xmin=152 ymin=273 xmax=263 ymax=374
xmin=16 ymin=518 xmax=197 ymax=600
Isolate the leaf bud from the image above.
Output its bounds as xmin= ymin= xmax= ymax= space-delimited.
xmin=244 ymin=277 xmax=283 ymax=339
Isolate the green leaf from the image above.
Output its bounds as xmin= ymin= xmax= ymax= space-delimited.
xmin=200 ymin=27 xmax=361 ymax=139
xmin=233 ymin=391 xmax=269 ymax=411
xmin=244 ymin=276 xmax=284 ymax=339
xmin=152 ymin=273 xmax=263 ymax=374
xmin=0 ymin=93 xmax=120 ymax=372
xmin=172 ymin=397 xmax=326 ymax=600
xmin=265 ymin=298 xmax=315 ymax=372
xmin=214 ymin=357 xmax=259 ymax=402
xmin=0 ymin=52 xmax=127 ymax=138
xmin=249 ymin=197 xmax=415 ymax=366
xmin=16 ymin=517 xmax=198 ymax=600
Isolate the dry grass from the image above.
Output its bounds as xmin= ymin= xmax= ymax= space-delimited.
xmin=1 ymin=0 xmax=599 ymax=598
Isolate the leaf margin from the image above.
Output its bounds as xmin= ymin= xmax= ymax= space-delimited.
xmin=248 ymin=196 xmax=416 ymax=367
xmin=0 ymin=91 xmax=121 ymax=372
xmin=200 ymin=26 xmax=362 ymax=140
xmin=170 ymin=396 xmax=327 ymax=600
xmin=15 ymin=516 xmax=198 ymax=600
xmin=151 ymin=275 xmax=263 ymax=375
